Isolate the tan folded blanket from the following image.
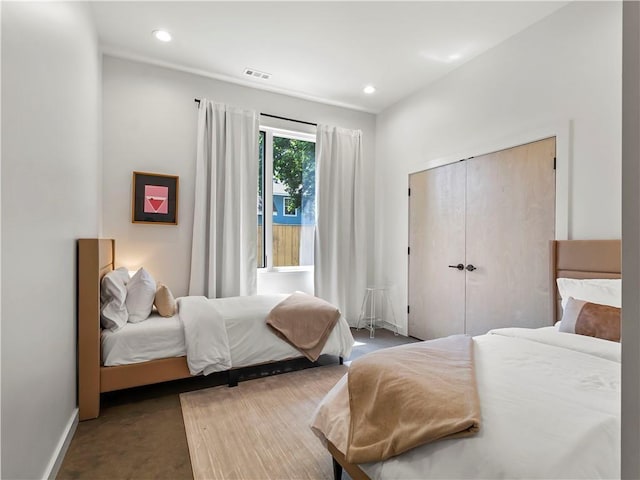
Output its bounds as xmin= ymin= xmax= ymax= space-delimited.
xmin=346 ymin=335 xmax=480 ymax=464
xmin=266 ymin=292 xmax=340 ymax=361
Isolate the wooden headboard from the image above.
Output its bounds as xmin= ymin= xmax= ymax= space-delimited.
xmin=549 ymin=240 xmax=621 ymax=324
xmin=77 ymin=238 xmax=191 ymax=420
xmin=77 ymin=238 xmax=115 ymax=420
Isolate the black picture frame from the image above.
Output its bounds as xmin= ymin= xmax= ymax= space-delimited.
xmin=131 ymin=171 xmax=179 ymax=225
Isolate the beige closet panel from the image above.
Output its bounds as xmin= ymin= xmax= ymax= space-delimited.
xmin=465 ymin=137 xmax=556 ymax=335
xmin=408 ymin=137 xmax=556 ymax=340
xmin=408 ymin=162 xmax=466 ymax=340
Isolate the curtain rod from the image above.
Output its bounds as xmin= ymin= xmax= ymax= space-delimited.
xmin=194 ymin=98 xmax=317 ymax=127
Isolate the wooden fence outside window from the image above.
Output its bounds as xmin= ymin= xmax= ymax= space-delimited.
xmin=257 ymin=225 xmax=314 ymax=267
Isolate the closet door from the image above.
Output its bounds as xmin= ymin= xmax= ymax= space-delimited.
xmin=464 ymin=137 xmax=556 ymax=335
xmin=408 ymin=162 xmax=466 ymax=340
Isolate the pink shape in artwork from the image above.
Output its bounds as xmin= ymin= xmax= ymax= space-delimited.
xmin=144 ymin=185 xmax=169 ymax=214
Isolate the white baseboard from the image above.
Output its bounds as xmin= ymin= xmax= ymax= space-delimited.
xmin=43 ymin=408 xmax=78 ymax=480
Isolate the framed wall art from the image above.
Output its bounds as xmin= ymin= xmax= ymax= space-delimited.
xmin=131 ymin=171 xmax=179 ymax=225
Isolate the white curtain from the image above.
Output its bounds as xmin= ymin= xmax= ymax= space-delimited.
xmin=189 ymin=99 xmax=259 ymax=298
xmin=314 ymin=125 xmax=366 ymax=325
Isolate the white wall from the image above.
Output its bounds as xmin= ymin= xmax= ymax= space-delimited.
xmin=102 ymin=55 xmax=376 ymax=298
xmin=375 ymin=1 xmax=622 ymax=335
xmin=1 ymin=2 xmax=100 ymax=478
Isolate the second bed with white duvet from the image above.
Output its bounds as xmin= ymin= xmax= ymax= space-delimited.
xmin=102 ymin=294 xmax=354 ymax=372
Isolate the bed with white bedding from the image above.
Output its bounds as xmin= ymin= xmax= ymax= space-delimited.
xmin=312 ymin=326 xmax=620 ymax=479
xmin=311 ymin=239 xmax=622 ymax=480
xmin=79 ymin=238 xmax=354 ymax=420
xmin=102 ymin=294 xmax=354 ymax=370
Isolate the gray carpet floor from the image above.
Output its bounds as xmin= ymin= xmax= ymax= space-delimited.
xmin=57 ymin=328 xmax=418 ymax=480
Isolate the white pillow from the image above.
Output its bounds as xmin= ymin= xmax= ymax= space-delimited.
xmin=100 ymin=267 xmax=130 ymax=331
xmin=126 ymin=267 xmax=157 ymax=323
xmin=556 ymin=278 xmax=621 ymax=310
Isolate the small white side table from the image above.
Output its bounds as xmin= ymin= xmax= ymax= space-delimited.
xmin=356 ymin=286 xmax=400 ymax=338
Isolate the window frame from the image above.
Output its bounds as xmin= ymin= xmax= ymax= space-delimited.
xmin=283 ymin=197 xmax=299 ymax=217
xmin=259 ymin=126 xmax=316 ymax=273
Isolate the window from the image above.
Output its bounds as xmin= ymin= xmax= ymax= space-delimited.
xmin=283 ymin=197 xmax=298 ymax=217
xmin=257 ymin=127 xmax=315 ymax=269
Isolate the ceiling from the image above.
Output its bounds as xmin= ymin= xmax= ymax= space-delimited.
xmin=91 ymin=1 xmax=569 ymax=114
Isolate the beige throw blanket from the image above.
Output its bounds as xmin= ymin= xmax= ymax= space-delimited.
xmin=266 ymin=292 xmax=340 ymax=362
xmin=346 ymin=335 xmax=481 ymax=464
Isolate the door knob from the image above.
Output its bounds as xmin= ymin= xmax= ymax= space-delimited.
xmin=466 ymin=264 xmax=477 ymax=272
xmin=448 ymin=263 xmax=464 ymax=270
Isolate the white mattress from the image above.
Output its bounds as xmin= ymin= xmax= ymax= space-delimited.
xmin=101 ymin=313 xmax=186 ymax=366
xmin=102 ymin=294 xmax=354 ymax=369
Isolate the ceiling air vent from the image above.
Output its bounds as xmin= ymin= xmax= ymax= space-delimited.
xmin=244 ymin=68 xmax=271 ymax=80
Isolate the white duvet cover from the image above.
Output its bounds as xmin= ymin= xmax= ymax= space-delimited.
xmin=180 ymin=295 xmax=353 ymax=375
xmin=102 ymin=295 xmax=354 ymax=372
xmin=311 ymin=327 xmax=620 ymax=479
xmin=101 ymin=313 xmax=186 ymax=366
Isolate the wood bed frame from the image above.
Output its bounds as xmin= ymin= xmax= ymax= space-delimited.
xmin=77 ymin=238 xmax=343 ymax=421
xmin=328 ymin=239 xmax=622 ymax=480
xmin=78 ymin=239 xmax=192 ymax=420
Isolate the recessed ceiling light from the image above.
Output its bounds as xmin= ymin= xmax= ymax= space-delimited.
xmin=363 ymin=85 xmax=376 ymax=94
xmin=152 ymin=30 xmax=172 ymax=42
